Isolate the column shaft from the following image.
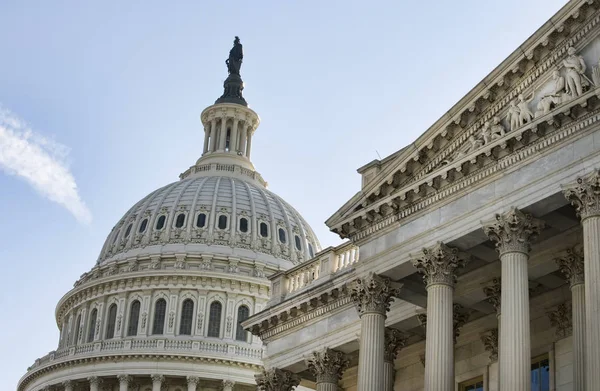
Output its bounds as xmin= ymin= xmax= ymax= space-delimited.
xmin=230 ymin=119 xmax=239 ymax=152
xmin=317 ymin=383 xmax=338 ymax=391
xmin=357 ymin=312 xmax=386 ymax=391
xmin=424 ymin=284 xmax=454 ymax=391
xmin=246 ymin=130 xmax=253 ymax=157
xmin=120 ymin=381 xmax=128 ymax=391
xmin=499 ymin=251 xmax=531 ymax=391
xmin=188 ymin=384 xmax=197 ymax=391
xmin=584 ymin=216 xmax=600 ymax=390
xmin=90 ymin=382 xmax=99 ymax=391
xmin=209 ymin=119 xmax=217 ymax=152
xmin=218 ymin=118 xmax=227 ymax=151
xmin=572 ymin=282 xmax=585 ymax=391
xmin=203 ymin=125 xmax=209 ymax=154
xmin=239 ymin=126 xmax=247 ymax=155
xmin=383 ymin=361 xmax=395 ymax=391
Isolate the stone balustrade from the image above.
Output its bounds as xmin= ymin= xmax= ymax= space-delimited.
xmin=179 ymin=162 xmax=267 ymax=186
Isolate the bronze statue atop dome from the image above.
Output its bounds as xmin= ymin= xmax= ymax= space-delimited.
xmin=216 ymin=36 xmax=247 ymax=106
xmin=226 ymin=36 xmax=243 ymax=76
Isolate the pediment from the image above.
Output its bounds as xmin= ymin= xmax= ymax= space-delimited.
xmin=327 ymin=0 xmax=600 ymax=239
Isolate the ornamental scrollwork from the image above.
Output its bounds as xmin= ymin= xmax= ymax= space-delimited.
xmin=481 ymin=328 xmax=499 ymax=362
xmin=384 ymin=328 xmax=408 ymax=363
xmin=305 ymin=348 xmax=350 ymax=384
xmin=555 ymin=245 xmax=584 ymax=287
xmin=563 ymin=169 xmax=600 ymax=219
xmin=547 ymin=302 xmax=572 ymax=339
xmin=255 ymin=368 xmax=301 ymax=391
xmin=482 ymin=278 xmax=501 ymax=314
xmin=351 ymin=272 xmax=401 ymax=316
xmin=453 ymin=304 xmax=470 ymax=344
xmin=482 ymin=207 xmax=544 ymax=255
xmin=411 ymin=242 xmax=468 ymax=287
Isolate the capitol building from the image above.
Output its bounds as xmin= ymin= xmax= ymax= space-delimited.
xmin=19 ymin=0 xmax=600 ymax=391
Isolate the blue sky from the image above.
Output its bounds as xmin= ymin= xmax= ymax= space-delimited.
xmin=0 ymin=0 xmax=567 ymax=388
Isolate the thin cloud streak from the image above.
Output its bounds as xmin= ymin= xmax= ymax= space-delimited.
xmin=0 ymin=105 xmax=92 ymax=224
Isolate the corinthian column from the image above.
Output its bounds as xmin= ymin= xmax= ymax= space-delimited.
xmin=255 ymin=368 xmax=301 ymax=391
xmin=306 ymin=348 xmax=350 ymax=391
xmin=223 ymin=380 xmax=235 ymax=391
xmin=151 ymin=374 xmax=164 ymax=391
xmin=351 ymin=272 xmax=401 ymax=391
xmin=564 ymin=170 xmax=600 ymax=391
xmin=556 ymin=246 xmax=585 ymax=391
xmin=383 ymin=328 xmax=407 ymax=391
xmin=186 ymin=376 xmax=199 ymax=391
xmin=62 ymin=380 xmax=74 ymax=391
xmin=118 ymin=375 xmax=132 ymax=391
xmin=88 ymin=376 xmax=101 ymax=391
xmin=483 ymin=207 xmax=544 ymax=391
xmin=412 ymin=242 xmax=467 ymax=391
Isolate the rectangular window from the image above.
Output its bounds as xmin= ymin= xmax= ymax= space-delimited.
xmin=459 ymin=376 xmax=484 ymax=391
xmin=531 ymin=354 xmax=550 ymax=391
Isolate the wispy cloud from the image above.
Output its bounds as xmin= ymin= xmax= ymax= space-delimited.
xmin=0 ymin=105 xmax=92 ymax=224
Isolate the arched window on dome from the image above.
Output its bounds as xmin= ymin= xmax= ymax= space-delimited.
xmin=278 ymin=228 xmax=287 ymax=244
xmin=175 ymin=213 xmax=186 ymax=228
xmin=139 ymin=218 xmax=148 ymax=233
xmin=73 ymin=314 xmax=81 ymax=345
xmin=155 ymin=215 xmax=166 ymax=230
xmin=105 ymin=304 xmax=118 ymax=339
xmin=259 ymin=222 xmax=269 ymax=238
xmin=152 ymin=299 xmax=167 ymax=335
xmin=294 ymin=235 xmax=302 ymax=251
xmin=127 ymin=300 xmax=141 ymax=336
xmin=218 ymin=215 xmax=228 ymax=230
xmin=87 ymin=309 xmax=97 ymax=343
xmin=239 ymin=217 xmax=249 ymax=233
xmin=196 ymin=213 xmax=207 ymax=228
xmin=236 ymin=305 xmax=250 ymax=342
xmin=124 ymin=223 xmax=132 ymax=238
xmin=308 ymin=243 xmax=315 ymax=258
xmin=179 ymin=299 xmax=194 ymax=335
xmin=207 ymin=301 xmax=222 ymax=338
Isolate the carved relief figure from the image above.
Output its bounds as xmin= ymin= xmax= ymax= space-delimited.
xmin=506 ymin=100 xmax=520 ymax=131
xmin=563 ymin=46 xmax=588 ymax=98
xmin=535 ymin=70 xmax=566 ymax=117
xmin=490 ymin=116 xmax=506 ymax=139
xmin=516 ymin=93 xmax=534 ymax=127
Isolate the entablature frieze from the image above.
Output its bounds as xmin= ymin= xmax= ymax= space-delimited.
xmin=329 ymin=2 xmax=600 ymax=240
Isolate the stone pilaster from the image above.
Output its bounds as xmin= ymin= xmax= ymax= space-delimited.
xmin=352 ymin=272 xmax=401 ymax=391
xmin=62 ymin=380 xmax=74 ymax=391
xmin=306 ymin=348 xmax=350 ymax=391
xmin=481 ymin=328 xmax=499 ymax=362
xmin=483 ymin=207 xmax=544 ymax=391
xmin=563 ymin=170 xmax=600 ymax=391
xmin=255 ymin=368 xmax=301 ymax=391
xmin=383 ymin=328 xmax=407 ymax=391
xmin=412 ymin=242 xmax=467 ymax=391
xmin=223 ymin=380 xmax=235 ymax=391
xmin=151 ymin=374 xmax=164 ymax=391
xmin=117 ymin=375 xmax=132 ymax=391
xmin=186 ymin=376 xmax=199 ymax=391
xmin=88 ymin=376 xmax=101 ymax=391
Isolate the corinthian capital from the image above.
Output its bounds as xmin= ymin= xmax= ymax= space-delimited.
xmin=481 ymin=328 xmax=499 ymax=362
xmin=187 ymin=376 xmax=200 ymax=386
xmin=351 ymin=272 xmax=401 ymax=316
xmin=151 ymin=374 xmax=165 ymax=385
xmin=453 ymin=304 xmax=470 ymax=344
xmin=87 ymin=377 xmax=102 ymax=386
xmin=482 ymin=207 xmax=544 ymax=255
xmin=117 ymin=375 xmax=132 ymax=385
xmin=563 ymin=169 xmax=600 ymax=219
xmin=255 ymin=368 xmax=301 ymax=391
xmin=411 ymin=242 xmax=467 ymax=287
xmin=306 ymin=348 xmax=350 ymax=384
xmin=384 ymin=327 xmax=408 ymax=363
xmin=547 ymin=302 xmax=572 ymax=339
xmin=482 ymin=278 xmax=501 ymax=314
xmin=556 ymin=245 xmax=584 ymax=287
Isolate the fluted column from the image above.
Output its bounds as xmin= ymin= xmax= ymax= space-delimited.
xmin=62 ymin=380 xmax=74 ymax=391
xmin=230 ymin=118 xmax=239 ymax=152
xmin=239 ymin=125 xmax=247 ymax=155
xmin=218 ymin=118 xmax=227 ymax=151
xmin=483 ymin=207 xmax=544 ymax=391
xmin=352 ymin=272 xmax=401 ymax=391
xmin=223 ymin=380 xmax=235 ymax=391
xmin=246 ymin=128 xmax=253 ymax=158
xmin=187 ymin=376 xmax=199 ymax=391
xmin=412 ymin=242 xmax=467 ymax=391
xmin=209 ymin=118 xmax=217 ymax=152
xmin=563 ymin=172 xmax=600 ymax=391
xmin=151 ymin=374 xmax=164 ymax=391
xmin=383 ymin=328 xmax=408 ymax=391
xmin=306 ymin=348 xmax=350 ymax=391
xmin=118 ymin=375 xmax=132 ymax=391
xmin=255 ymin=368 xmax=301 ymax=391
xmin=556 ymin=246 xmax=585 ymax=391
xmin=203 ymin=125 xmax=210 ymax=154
xmin=88 ymin=376 xmax=101 ymax=391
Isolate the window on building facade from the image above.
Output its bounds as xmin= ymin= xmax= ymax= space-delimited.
xmin=127 ymin=300 xmax=141 ymax=336
xmin=459 ymin=376 xmax=483 ymax=391
xmin=152 ymin=299 xmax=167 ymax=335
xmin=87 ymin=309 xmax=97 ymax=343
xmin=179 ymin=299 xmax=194 ymax=335
xmin=260 ymin=222 xmax=268 ymax=237
xmin=236 ymin=305 xmax=250 ymax=341
xmin=139 ymin=218 xmax=148 ymax=233
xmin=218 ymin=215 xmax=228 ymax=230
xmin=207 ymin=301 xmax=222 ymax=337
xmin=196 ymin=213 xmax=207 ymax=228
xmin=156 ymin=215 xmax=166 ymax=230
xmin=278 ymin=228 xmax=287 ymax=243
xmin=175 ymin=213 xmax=186 ymax=228
xmin=105 ymin=304 xmax=118 ymax=339
xmin=294 ymin=235 xmax=302 ymax=251
xmin=239 ymin=217 xmax=249 ymax=233
xmin=124 ymin=223 xmax=132 ymax=238
xmin=531 ymin=354 xmax=550 ymax=391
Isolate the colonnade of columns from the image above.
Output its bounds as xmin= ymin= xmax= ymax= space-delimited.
xmin=202 ymin=117 xmax=254 ymax=158
xmin=39 ymin=374 xmax=235 ymax=391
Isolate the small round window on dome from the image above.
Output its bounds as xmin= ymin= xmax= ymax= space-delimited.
xmin=278 ymin=228 xmax=287 ymax=244
xmin=218 ymin=215 xmax=228 ymax=230
xmin=196 ymin=213 xmax=207 ymax=228
xmin=239 ymin=217 xmax=249 ymax=233
xmin=175 ymin=213 xmax=186 ymax=228
xmin=156 ymin=215 xmax=166 ymax=230
xmin=124 ymin=224 xmax=132 ymax=238
xmin=139 ymin=218 xmax=148 ymax=233
xmin=294 ymin=235 xmax=302 ymax=251
xmin=260 ymin=222 xmax=268 ymax=238
xmin=309 ymin=243 xmax=315 ymax=258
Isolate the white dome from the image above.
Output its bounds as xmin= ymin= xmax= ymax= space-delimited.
xmin=98 ymin=173 xmax=321 ymax=267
